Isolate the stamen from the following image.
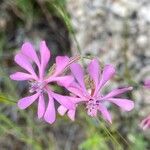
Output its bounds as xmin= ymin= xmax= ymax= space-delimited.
xmin=29 ymin=81 xmax=46 ymax=93
xmin=86 ymin=98 xmax=100 ymax=117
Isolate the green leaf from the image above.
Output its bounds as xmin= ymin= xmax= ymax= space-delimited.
xmin=0 ymin=93 xmax=16 ymax=105
xmin=129 ymin=133 xmax=148 ymax=150
xmin=79 ymin=133 xmax=109 ymax=150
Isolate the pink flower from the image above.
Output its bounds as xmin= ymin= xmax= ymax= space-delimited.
xmin=58 ymin=59 xmax=134 ymax=123
xmin=10 ymin=41 xmax=75 ymax=124
xmin=140 ymin=115 xmax=150 ymax=130
xmin=57 ymin=97 xmax=81 ymax=121
xmin=144 ymin=80 xmax=150 ymax=89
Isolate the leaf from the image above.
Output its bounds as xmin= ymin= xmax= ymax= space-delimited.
xmin=0 ymin=114 xmax=42 ymax=150
xmin=0 ymin=93 xmax=16 ymax=105
xmin=79 ymin=133 xmax=109 ymax=150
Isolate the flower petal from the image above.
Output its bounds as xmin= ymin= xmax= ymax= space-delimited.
xmin=68 ymin=86 xmax=84 ymax=98
xmin=58 ymin=105 xmax=67 ymax=116
xmin=68 ymin=82 xmax=86 ymax=98
xmin=141 ymin=123 xmax=150 ymax=130
xmin=70 ymin=63 xmax=87 ymax=92
xmin=18 ymin=93 xmax=39 ymax=109
xmin=87 ymin=59 xmax=100 ymax=88
xmin=44 ymin=94 xmax=56 ymax=124
xmin=101 ymin=87 xmax=133 ymax=99
xmin=15 ymin=53 xmax=37 ymax=78
xmin=54 ymin=56 xmax=70 ymax=76
xmin=49 ymin=75 xmax=74 ymax=87
xmin=107 ymin=98 xmax=134 ymax=111
xmin=140 ymin=115 xmax=150 ymax=130
xmin=144 ymin=80 xmax=150 ymax=89
xmin=68 ymin=96 xmax=85 ymax=103
xmin=95 ymin=65 xmax=115 ymax=95
xmin=99 ymin=105 xmax=112 ymax=123
xmin=40 ymin=41 xmax=50 ymax=78
xmin=51 ymin=92 xmax=75 ymax=110
xmin=67 ymin=109 xmax=76 ymax=121
xmin=21 ymin=42 xmax=40 ymax=67
xmin=38 ymin=94 xmax=45 ymax=119
xmin=10 ymin=72 xmax=34 ymax=81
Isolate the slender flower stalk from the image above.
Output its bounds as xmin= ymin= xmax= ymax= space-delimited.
xmin=58 ymin=59 xmax=134 ymax=123
xmin=10 ymin=41 xmax=75 ymax=124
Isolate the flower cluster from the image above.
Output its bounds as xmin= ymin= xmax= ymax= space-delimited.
xmin=10 ymin=41 xmax=134 ymax=124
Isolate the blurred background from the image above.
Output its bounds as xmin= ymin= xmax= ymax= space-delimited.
xmin=0 ymin=0 xmax=150 ymax=149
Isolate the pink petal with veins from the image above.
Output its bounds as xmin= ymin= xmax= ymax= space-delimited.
xmin=140 ymin=115 xmax=150 ymax=130
xmin=39 ymin=41 xmax=50 ymax=78
xmin=54 ymin=56 xmax=69 ymax=76
xmin=67 ymin=110 xmax=76 ymax=121
xmin=10 ymin=72 xmax=34 ymax=80
xmin=70 ymin=63 xmax=87 ymax=92
xmin=144 ymin=80 xmax=150 ymax=89
xmin=99 ymin=105 xmax=112 ymax=123
xmin=96 ymin=65 xmax=115 ymax=95
xmin=15 ymin=53 xmax=37 ymax=79
xmin=51 ymin=92 xmax=74 ymax=110
xmin=18 ymin=93 xmax=40 ymax=109
xmin=102 ymin=87 xmax=133 ymax=99
xmin=87 ymin=59 xmax=100 ymax=88
xmin=58 ymin=105 xmax=67 ymax=116
xmin=38 ymin=94 xmax=45 ymax=119
xmin=107 ymin=98 xmax=134 ymax=111
xmin=21 ymin=42 xmax=40 ymax=67
xmin=67 ymin=82 xmax=85 ymax=98
xmin=49 ymin=75 xmax=74 ymax=87
xmin=44 ymin=93 xmax=56 ymax=124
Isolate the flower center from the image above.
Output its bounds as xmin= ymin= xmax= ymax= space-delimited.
xmin=29 ymin=81 xmax=47 ymax=93
xmin=86 ymin=98 xmax=99 ymax=117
